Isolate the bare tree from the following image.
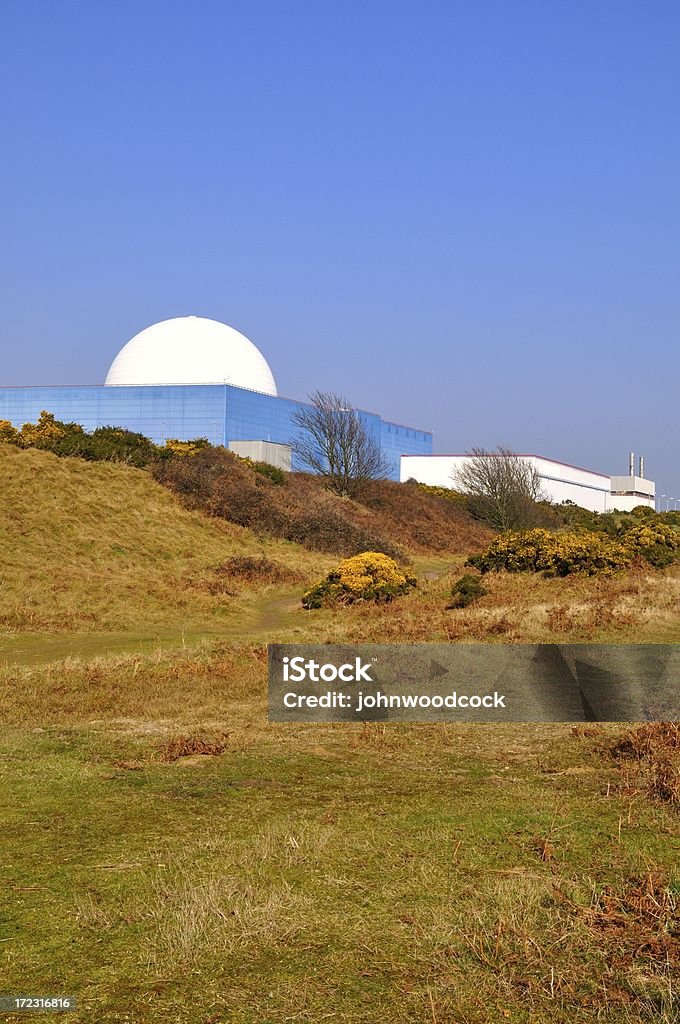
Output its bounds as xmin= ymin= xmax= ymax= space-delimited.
xmin=453 ymin=446 xmax=546 ymax=530
xmin=291 ymin=391 xmax=389 ymax=497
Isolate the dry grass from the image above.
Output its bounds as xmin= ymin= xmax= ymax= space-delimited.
xmin=607 ymin=723 xmax=680 ymax=808
xmin=302 ymin=563 xmax=680 ymax=644
xmin=450 ymin=871 xmax=678 ymax=1019
xmin=158 ymin=730 xmax=231 ymax=762
xmin=0 ymin=649 xmax=677 ymax=1023
xmin=609 ymin=722 xmax=680 ymax=760
xmin=148 ymin=870 xmax=312 ymax=966
xmin=293 ymin=472 xmax=494 ymax=555
xmin=144 ymin=824 xmax=336 ymax=968
xmin=0 ymin=446 xmax=324 ymax=633
xmin=0 ymin=644 xmax=268 ymax=727
xmin=203 ymin=555 xmax=307 ymax=594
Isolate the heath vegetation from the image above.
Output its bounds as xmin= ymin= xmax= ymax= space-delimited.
xmin=0 ymin=434 xmax=678 ymax=1024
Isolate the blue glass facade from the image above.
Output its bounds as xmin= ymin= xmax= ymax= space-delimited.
xmin=0 ymin=384 xmax=432 ymax=480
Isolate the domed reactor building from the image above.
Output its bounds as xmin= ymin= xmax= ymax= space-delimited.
xmin=0 ymin=317 xmax=432 ymax=477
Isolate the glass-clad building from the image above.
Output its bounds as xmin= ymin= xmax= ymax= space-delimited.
xmin=0 ymin=316 xmax=432 ymax=478
xmin=0 ymin=382 xmax=432 ymax=480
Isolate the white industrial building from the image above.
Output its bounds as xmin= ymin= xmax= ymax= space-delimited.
xmin=401 ymin=452 xmax=655 ymax=514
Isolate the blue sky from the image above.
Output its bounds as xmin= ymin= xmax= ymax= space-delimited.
xmin=1 ymin=1 xmax=679 ymax=493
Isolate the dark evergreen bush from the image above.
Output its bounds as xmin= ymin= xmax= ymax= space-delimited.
xmin=449 ymin=573 xmax=489 ymax=608
xmin=250 ymin=460 xmax=286 ymax=485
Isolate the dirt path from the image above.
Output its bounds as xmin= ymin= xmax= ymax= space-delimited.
xmin=0 ymin=588 xmax=305 ymax=667
xmin=0 ymin=558 xmax=456 ymax=668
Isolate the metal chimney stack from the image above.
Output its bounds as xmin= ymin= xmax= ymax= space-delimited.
xmin=629 ymin=451 xmax=635 ymax=477
xmin=639 ymin=455 xmax=644 ymax=479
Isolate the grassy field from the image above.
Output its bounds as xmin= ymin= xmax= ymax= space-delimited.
xmin=1 ymin=657 xmax=677 ymax=1023
xmin=0 ymin=450 xmax=678 ymax=1023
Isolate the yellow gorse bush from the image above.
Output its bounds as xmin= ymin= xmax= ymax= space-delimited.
xmin=17 ymin=411 xmax=70 ymax=447
xmin=624 ymin=522 xmax=680 ymax=555
xmin=471 ymin=522 xmax=680 ymax=577
xmin=163 ymin=438 xmax=209 ymax=457
xmin=414 ymin=482 xmax=468 ymax=505
xmin=470 ymin=528 xmax=631 ymax=577
xmin=0 ymin=420 xmax=20 ymax=445
xmin=302 ymin=551 xmax=417 ymax=608
xmin=621 ymin=521 xmax=680 ymax=568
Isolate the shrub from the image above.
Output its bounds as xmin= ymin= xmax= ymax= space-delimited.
xmin=630 ymin=504 xmax=657 ymax=519
xmin=18 ymin=410 xmax=72 ymax=448
xmin=556 ymin=502 xmax=621 ymax=537
xmin=164 ymin=437 xmax=211 ymax=457
xmin=302 ymin=551 xmax=417 ymax=609
xmin=155 ymin=448 xmax=403 ymax=559
xmin=414 ymin=482 xmax=468 ymax=506
xmin=355 ymin=478 xmax=492 ymax=555
xmin=622 ymin=521 xmax=680 ymax=568
xmin=155 ymin=447 xmax=280 ymax=526
xmin=659 ymin=509 xmax=680 ymax=528
xmin=0 ymin=419 xmax=20 ymax=445
xmin=154 ymin=447 xmax=490 ymax=559
xmin=469 ymin=528 xmax=632 ymax=577
xmin=251 ymin=460 xmax=286 ymax=485
xmin=86 ymin=425 xmax=168 ymax=466
xmin=235 ymin=455 xmax=287 ymax=485
xmin=7 ymin=411 xmax=171 ymax=466
xmin=449 ymin=573 xmax=489 ymax=608
xmin=285 ymin=510 xmax=404 ymax=561
xmin=470 ymin=523 xmax=680 ymax=577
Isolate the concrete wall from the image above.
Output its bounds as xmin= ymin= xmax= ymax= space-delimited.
xmin=609 ymin=494 xmax=655 ymax=512
xmin=229 ymin=440 xmax=292 ymax=471
xmin=609 ymin=475 xmax=655 ymax=511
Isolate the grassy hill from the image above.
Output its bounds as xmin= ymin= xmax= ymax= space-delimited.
xmin=0 ymin=445 xmax=327 ymax=636
xmin=2 ymin=446 xmax=679 ymax=654
xmin=0 ymin=446 xmax=492 ymax=641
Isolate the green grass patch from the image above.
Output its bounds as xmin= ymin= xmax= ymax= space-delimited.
xmin=0 ymin=719 xmax=677 ymax=1023
xmin=0 ymin=647 xmax=677 ymax=1023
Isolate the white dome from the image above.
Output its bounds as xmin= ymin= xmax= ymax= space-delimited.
xmin=104 ymin=316 xmax=277 ymax=395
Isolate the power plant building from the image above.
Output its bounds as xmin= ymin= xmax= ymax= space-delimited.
xmin=0 ymin=316 xmax=657 ymax=510
xmin=0 ymin=317 xmax=432 ymax=480
xmin=401 ymin=453 xmax=656 ymax=513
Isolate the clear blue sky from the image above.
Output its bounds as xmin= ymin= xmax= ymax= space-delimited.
xmin=1 ymin=1 xmax=679 ymax=494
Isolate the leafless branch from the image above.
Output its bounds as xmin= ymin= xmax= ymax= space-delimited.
xmin=291 ymin=391 xmax=389 ymax=497
xmin=453 ymin=446 xmax=546 ymax=530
